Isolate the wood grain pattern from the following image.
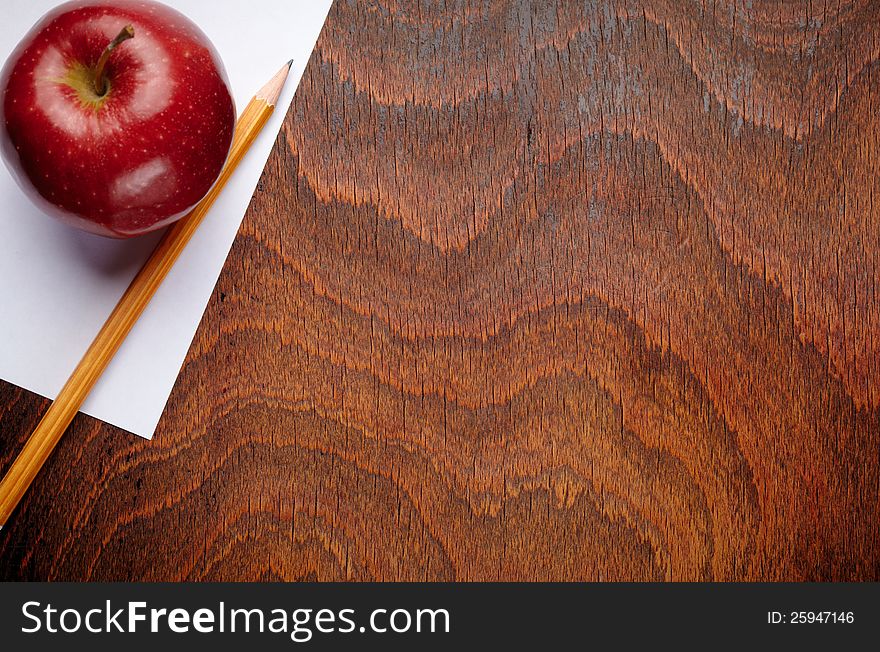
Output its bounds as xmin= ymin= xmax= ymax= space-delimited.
xmin=1 ymin=0 xmax=879 ymax=580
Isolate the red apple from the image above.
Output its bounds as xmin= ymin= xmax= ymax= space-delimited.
xmin=1 ymin=0 xmax=235 ymax=237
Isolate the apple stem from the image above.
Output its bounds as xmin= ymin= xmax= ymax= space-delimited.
xmin=92 ymin=25 xmax=135 ymax=96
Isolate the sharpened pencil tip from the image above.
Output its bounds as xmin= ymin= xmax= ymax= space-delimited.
xmin=256 ymin=61 xmax=294 ymax=106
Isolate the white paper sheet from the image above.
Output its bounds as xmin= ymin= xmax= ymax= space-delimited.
xmin=0 ymin=0 xmax=332 ymax=438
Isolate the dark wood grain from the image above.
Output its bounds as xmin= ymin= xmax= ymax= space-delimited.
xmin=2 ymin=0 xmax=879 ymax=581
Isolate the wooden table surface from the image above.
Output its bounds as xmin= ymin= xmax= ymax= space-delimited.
xmin=2 ymin=0 xmax=879 ymax=581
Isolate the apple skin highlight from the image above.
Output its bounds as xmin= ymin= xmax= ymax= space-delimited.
xmin=0 ymin=0 xmax=235 ymax=237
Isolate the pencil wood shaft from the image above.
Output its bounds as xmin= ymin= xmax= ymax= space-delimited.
xmin=0 ymin=62 xmax=290 ymax=530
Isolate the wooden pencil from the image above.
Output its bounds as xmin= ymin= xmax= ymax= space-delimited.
xmin=0 ymin=60 xmax=294 ymax=531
